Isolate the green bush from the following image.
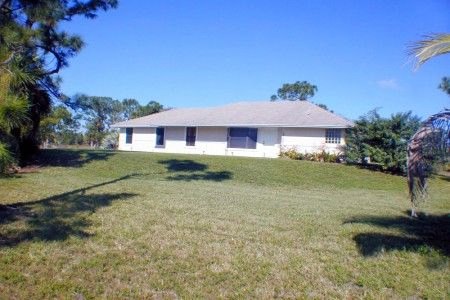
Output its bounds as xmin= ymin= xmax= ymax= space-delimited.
xmin=345 ymin=110 xmax=420 ymax=174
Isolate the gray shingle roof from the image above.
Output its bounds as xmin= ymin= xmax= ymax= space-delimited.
xmin=112 ymin=101 xmax=354 ymax=128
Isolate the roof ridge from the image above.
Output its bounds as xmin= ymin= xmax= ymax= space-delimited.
xmin=111 ymin=100 xmax=354 ymax=128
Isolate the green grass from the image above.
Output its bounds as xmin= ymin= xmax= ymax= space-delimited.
xmin=0 ymin=149 xmax=449 ymax=299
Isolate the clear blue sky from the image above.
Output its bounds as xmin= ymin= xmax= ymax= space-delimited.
xmin=60 ymin=0 xmax=450 ymax=120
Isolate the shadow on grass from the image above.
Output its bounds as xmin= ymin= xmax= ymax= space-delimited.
xmin=346 ymin=162 xmax=404 ymax=176
xmin=344 ymin=212 xmax=450 ymax=257
xmin=29 ymin=149 xmax=116 ymax=168
xmin=0 ymin=174 xmax=140 ymax=247
xmin=167 ymin=171 xmax=233 ymax=182
xmin=158 ymin=159 xmax=207 ymax=172
xmin=436 ymin=174 xmax=450 ymax=182
xmin=158 ymin=159 xmax=232 ymax=182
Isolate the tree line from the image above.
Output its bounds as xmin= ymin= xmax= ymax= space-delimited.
xmin=40 ymin=96 xmax=164 ymax=148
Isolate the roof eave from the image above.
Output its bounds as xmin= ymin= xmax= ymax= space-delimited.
xmin=111 ymin=123 xmax=354 ymax=128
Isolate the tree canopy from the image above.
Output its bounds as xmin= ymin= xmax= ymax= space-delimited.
xmin=438 ymin=77 xmax=450 ymax=96
xmin=59 ymin=95 xmax=164 ymax=148
xmin=1 ymin=0 xmax=118 ymax=97
xmin=271 ymin=81 xmax=318 ymax=101
xmin=0 ymin=0 xmax=117 ymax=172
xmin=39 ymin=105 xmax=81 ymax=147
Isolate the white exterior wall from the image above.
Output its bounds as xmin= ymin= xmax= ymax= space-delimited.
xmin=119 ymin=127 xmax=230 ymax=156
xmin=280 ymin=128 xmax=345 ymax=154
xmin=119 ymin=127 xmax=156 ymax=152
xmin=118 ymin=126 xmax=345 ymax=157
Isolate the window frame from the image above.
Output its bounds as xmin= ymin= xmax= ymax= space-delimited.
xmin=155 ymin=127 xmax=165 ymax=147
xmin=325 ymin=128 xmax=341 ymax=144
xmin=185 ymin=126 xmax=197 ymax=147
xmin=227 ymin=127 xmax=258 ymax=149
xmin=125 ymin=128 xmax=133 ymax=144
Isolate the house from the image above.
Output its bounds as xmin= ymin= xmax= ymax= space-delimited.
xmin=111 ymin=101 xmax=354 ymax=158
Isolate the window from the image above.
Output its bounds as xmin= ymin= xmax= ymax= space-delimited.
xmin=186 ymin=127 xmax=196 ymax=146
xmin=156 ymin=127 xmax=165 ymax=146
xmin=325 ymin=129 xmax=341 ymax=144
xmin=125 ymin=128 xmax=133 ymax=144
xmin=227 ymin=128 xmax=258 ymax=149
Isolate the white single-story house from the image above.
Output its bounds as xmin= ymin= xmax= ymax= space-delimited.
xmin=111 ymin=101 xmax=354 ymax=158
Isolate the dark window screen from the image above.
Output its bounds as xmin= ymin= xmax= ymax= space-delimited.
xmin=186 ymin=127 xmax=196 ymax=146
xmin=125 ymin=128 xmax=133 ymax=144
xmin=228 ymin=128 xmax=257 ymax=149
xmin=156 ymin=127 xmax=165 ymax=146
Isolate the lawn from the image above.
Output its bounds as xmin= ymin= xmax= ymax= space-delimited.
xmin=0 ymin=149 xmax=449 ymax=298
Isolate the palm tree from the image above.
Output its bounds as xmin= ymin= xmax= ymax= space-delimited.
xmin=409 ymin=33 xmax=450 ymax=67
xmin=407 ymin=110 xmax=450 ymax=217
xmin=407 ymin=33 xmax=450 ymax=216
xmin=0 ymin=53 xmax=33 ymax=173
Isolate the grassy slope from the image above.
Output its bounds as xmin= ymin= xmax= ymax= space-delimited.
xmin=0 ymin=149 xmax=448 ymax=299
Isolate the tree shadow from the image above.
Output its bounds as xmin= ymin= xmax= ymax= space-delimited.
xmin=167 ymin=171 xmax=233 ymax=182
xmin=346 ymin=162 xmax=404 ymax=176
xmin=436 ymin=174 xmax=450 ymax=182
xmin=0 ymin=174 xmax=140 ymax=247
xmin=344 ymin=212 xmax=450 ymax=257
xmin=158 ymin=159 xmax=207 ymax=172
xmin=28 ymin=149 xmax=115 ymax=168
xmin=158 ymin=159 xmax=233 ymax=182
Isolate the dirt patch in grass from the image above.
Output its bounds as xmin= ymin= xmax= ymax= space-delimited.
xmin=17 ymin=165 xmax=41 ymax=174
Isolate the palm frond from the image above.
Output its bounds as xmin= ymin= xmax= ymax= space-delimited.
xmin=0 ymin=142 xmax=15 ymax=174
xmin=409 ymin=33 xmax=450 ymax=68
xmin=407 ymin=109 xmax=450 ymax=214
xmin=0 ymin=96 xmax=30 ymax=132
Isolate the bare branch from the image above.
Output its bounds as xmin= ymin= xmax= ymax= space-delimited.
xmin=35 ymin=45 xmax=63 ymax=76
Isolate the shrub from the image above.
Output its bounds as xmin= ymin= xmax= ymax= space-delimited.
xmin=345 ymin=110 xmax=421 ymax=174
xmin=101 ymin=130 xmax=119 ymax=150
xmin=280 ymin=148 xmax=341 ymax=163
xmin=280 ymin=147 xmax=302 ymax=160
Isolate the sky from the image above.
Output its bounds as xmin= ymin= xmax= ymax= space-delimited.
xmin=59 ymin=0 xmax=450 ymax=120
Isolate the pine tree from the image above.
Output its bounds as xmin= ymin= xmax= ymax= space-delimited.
xmin=0 ymin=0 xmax=117 ymax=171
